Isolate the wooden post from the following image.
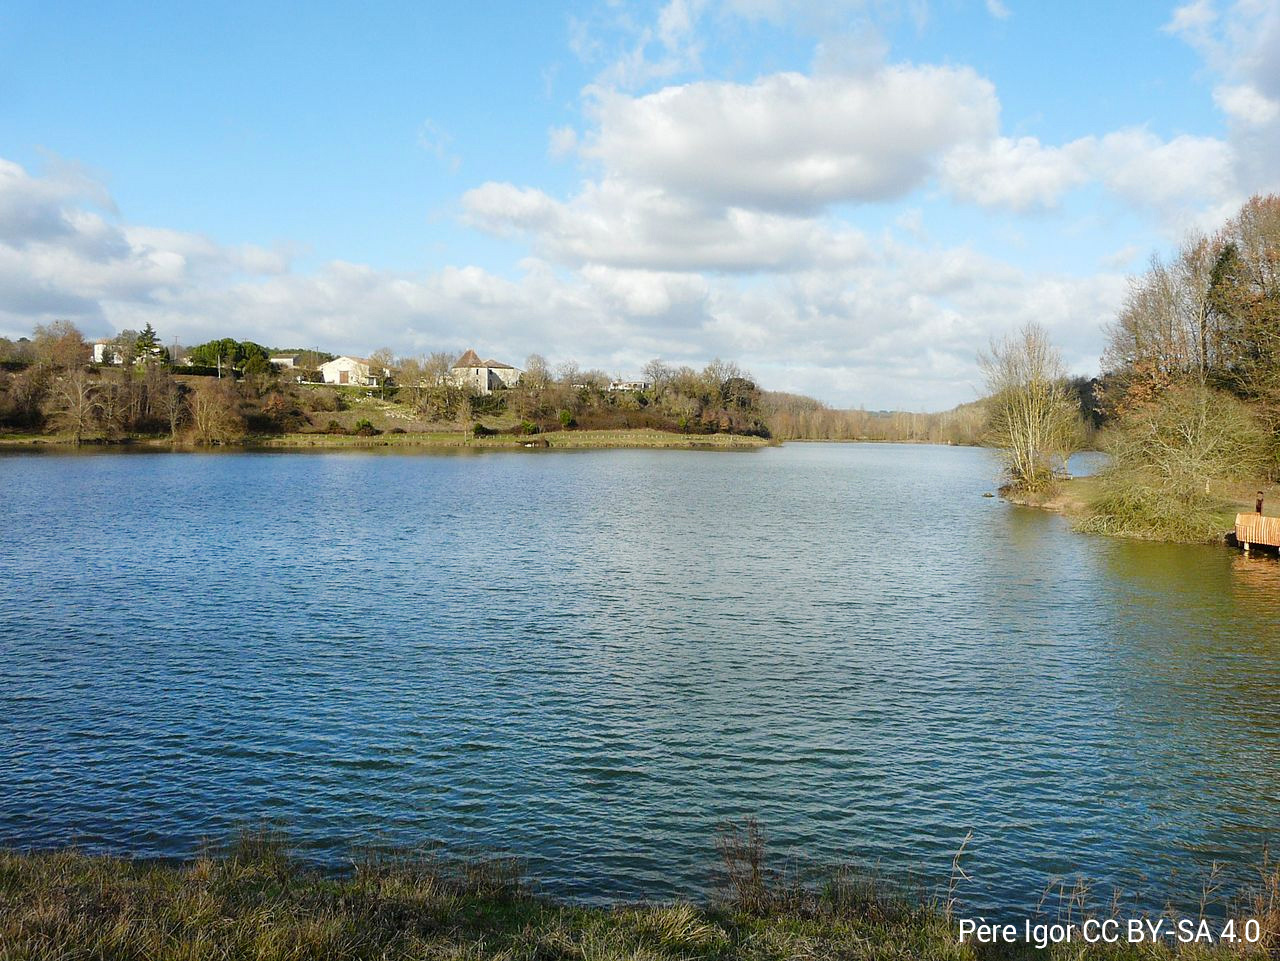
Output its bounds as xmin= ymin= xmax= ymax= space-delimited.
xmin=1257 ymin=492 xmax=1265 ymax=514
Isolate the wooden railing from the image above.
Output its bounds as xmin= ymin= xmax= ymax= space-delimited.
xmin=1235 ymin=513 xmax=1280 ymax=548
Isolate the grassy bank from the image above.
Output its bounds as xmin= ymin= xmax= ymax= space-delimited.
xmin=1010 ymin=475 xmax=1280 ymax=544
xmin=0 ymin=428 xmax=775 ymax=452
xmin=252 ymin=428 xmax=775 ymax=451
xmin=1 ymin=833 xmax=1276 ymax=960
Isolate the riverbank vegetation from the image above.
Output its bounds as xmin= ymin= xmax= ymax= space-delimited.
xmin=983 ymin=195 xmax=1280 ymax=541
xmin=1 ymin=827 xmax=1276 ymax=960
xmin=1 ymin=322 xmax=1010 ymax=451
xmin=979 ymin=324 xmax=1087 ymax=495
xmin=1074 ymin=195 xmax=1280 ymax=541
xmin=0 ymin=329 xmax=774 ymax=448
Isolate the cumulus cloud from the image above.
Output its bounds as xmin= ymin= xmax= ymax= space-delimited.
xmin=1165 ymin=1 xmax=1280 ymax=199
xmin=1093 ymin=129 xmax=1238 ymax=221
xmin=1213 ymin=83 xmax=1280 ymax=126
xmin=462 ymin=177 xmax=872 ymax=272
xmin=581 ymin=65 xmax=998 ymax=212
xmin=940 ymin=136 xmax=1091 ymax=211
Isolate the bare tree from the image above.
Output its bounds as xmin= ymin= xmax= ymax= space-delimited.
xmin=95 ymin=374 xmax=131 ymax=440
xmin=45 ymin=367 xmax=98 ymax=445
xmin=368 ymin=347 xmax=396 ymax=390
xmin=555 ymin=360 xmax=582 ymax=386
xmin=152 ymin=374 xmax=187 ymax=440
xmin=393 ymin=355 xmax=429 ymax=407
xmin=189 ymin=382 xmax=245 ymax=445
xmin=642 ymin=358 xmax=674 ymax=395
xmin=31 ymin=320 xmax=90 ymax=369
xmin=521 ymin=353 xmax=551 ymax=389
xmin=979 ymin=323 xmax=1083 ymax=494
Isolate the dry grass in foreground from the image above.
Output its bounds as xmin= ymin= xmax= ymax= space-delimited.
xmin=0 ymin=826 xmax=1276 ymax=960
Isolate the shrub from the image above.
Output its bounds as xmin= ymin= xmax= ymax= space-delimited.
xmin=472 ymin=423 xmax=496 ymax=438
xmin=1078 ymin=384 xmax=1275 ymax=542
xmin=352 ymin=418 xmax=380 ymax=437
xmin=1076 ymin=476 xmax=1236 ymax=542
xmin=187 ymin=383 xmax=245 ymax=446
xmin=557 ymin=408 xmax=575 ymax=429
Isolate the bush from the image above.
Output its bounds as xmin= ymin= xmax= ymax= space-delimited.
xmin=1078 ymin=384 xmax=1275 ymax=542
xmin=518 ymin=420 xmax=539 ymax=435
xmin=1076 ymin=476 xmax=1235 ymax=542
xmin=352 ymin=418 xmax=380 ymax=437
xmin=557 ymin=409 xmax=575 ymax=429
xmin=472 ymin=423 xmax=496 ymax=438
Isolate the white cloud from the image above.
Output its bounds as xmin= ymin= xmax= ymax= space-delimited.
xmin=985 ymin=0 xmax=1011 ymax=20
xmin=1213 ymin=83 xmax=1280 ymax=125
xmin=940 ymin=136 xmax=1091 ymax=211
xmin=1164 ymin=1 xmax=1280 ymax=202
xmin=462 ymin=177 xmax=873 ymax=272
xmin=1164 ymin=0 xmax=1218 ymax=43
xmin=581 ymin=65 xmax=999 ymax=212
xmin=1093 ymin=128 xmax=1238 ymax=227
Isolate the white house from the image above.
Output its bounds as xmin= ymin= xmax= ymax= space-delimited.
xmin=449 ymin=349 xmax=522 ymax=395
xmin=92 ymin=341 xmax=124 ymax=365
xmin=609 ymin=380 xmax=653 ymax=392
xmin=318 ymin=356 xmax=386 ymax=387
xmin=269 ymin=354 xmax=299 ymax=369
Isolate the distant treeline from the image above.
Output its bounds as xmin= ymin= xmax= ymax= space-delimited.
xmin=761 ymin=392 xmax=990 ymax=445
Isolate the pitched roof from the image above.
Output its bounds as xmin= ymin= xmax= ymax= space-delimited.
xmin=480 ymin=358 xmax=516 ymax=369
xmin=452 ymin=348 xmax=483 ymax=369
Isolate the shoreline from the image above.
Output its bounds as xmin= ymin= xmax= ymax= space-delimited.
xmin=1005 ymin=474 xmax=1280 ymax=546
xmin=0 ymin=427 xmax=776 ymax=453
xmin=2 ymin=838 xmax=1273 ymax=960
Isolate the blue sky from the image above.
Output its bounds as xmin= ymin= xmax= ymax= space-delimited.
xmin=2 ymin=0 xmax=1278 ymax=408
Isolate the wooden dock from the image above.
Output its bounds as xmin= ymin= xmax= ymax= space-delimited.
xmin=1234 ymin=513 xmax=1280 ymax=550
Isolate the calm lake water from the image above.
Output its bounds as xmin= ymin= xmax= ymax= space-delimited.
xmin=2 ymin=443 xmax=1277 ymax=915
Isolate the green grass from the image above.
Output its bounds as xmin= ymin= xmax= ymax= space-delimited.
xmin=1031 ymin=474 xmax=1274 ymax=544
xmin=1 ymin=830 xmax=1275 ymax=960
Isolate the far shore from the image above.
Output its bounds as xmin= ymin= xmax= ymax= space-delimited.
xmin=0 ymin=427 xmax=776 ymax=453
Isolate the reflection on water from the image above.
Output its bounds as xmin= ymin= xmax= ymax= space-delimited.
xmin=0 ymin=443 xmax=1276 ymax=917
xmin=1232 ymin=551 xmax=1280 ymax=597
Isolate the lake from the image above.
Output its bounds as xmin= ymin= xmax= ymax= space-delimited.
xmin=1 ymin=442 xmax=1277 ymax=916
